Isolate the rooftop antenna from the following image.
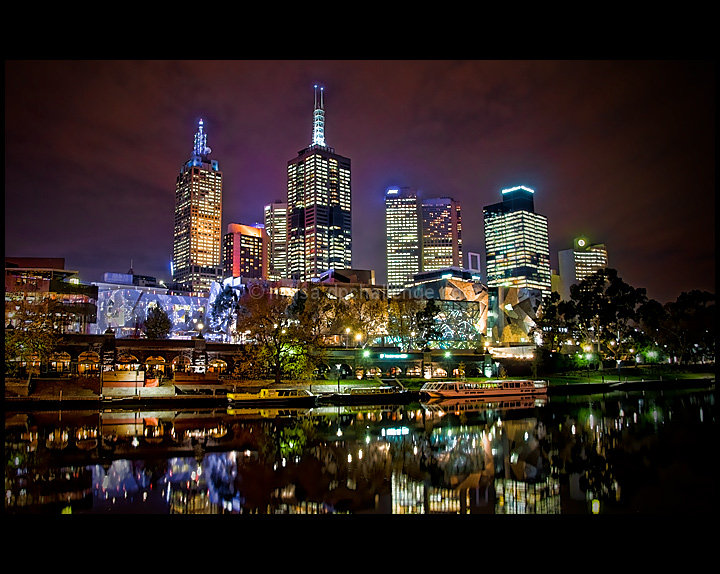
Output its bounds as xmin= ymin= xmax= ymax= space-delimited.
xmin=312 ymin=84 xmax=326 ymax=147
xmin=193 ymin=118 xmax=212 ymax=157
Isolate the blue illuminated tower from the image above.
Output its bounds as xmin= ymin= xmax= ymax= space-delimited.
xmin=172 ymin=119 xmax=223 ymax=292
xmin=287 ymin=85 xmax=352 ymax=281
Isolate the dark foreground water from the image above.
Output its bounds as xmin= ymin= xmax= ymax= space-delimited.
xmin=5 ymin=387 xmax=715 ymax=516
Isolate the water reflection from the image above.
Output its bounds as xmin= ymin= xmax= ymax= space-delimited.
xmin=4 ymin=389 xmax=715 ymax=515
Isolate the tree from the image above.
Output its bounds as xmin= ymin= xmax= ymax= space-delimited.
xmin=143 ymin=305 xmax=173 ymax=339
xmin=414 ymin=299 xmax=443 ymax=349
xmin=387 ymin=297 xmax=425 ymax=351
xmin=563 ymin=268 xmax=647 ymax=371
xmin=236 ymin=288 xmax=318 ymax=384
xmin=5 ymin=299 xmax=62 ymax=376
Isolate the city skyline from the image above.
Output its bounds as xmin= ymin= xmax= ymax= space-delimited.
xmin=5 ymin=60 xmax=715 ymax=304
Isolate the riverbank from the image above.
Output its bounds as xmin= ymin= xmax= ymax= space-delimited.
xmin=3 ymin=370 xmax=714 ymax=410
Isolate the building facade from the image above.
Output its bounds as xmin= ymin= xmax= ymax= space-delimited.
xmin=264 ymin=200 xmax=288 ymax=280
xmin=421 ymin=197 xmax=462 ymax=272
xmin=223 ymin=223 xmax=268 ymax=280
xmin=5 ymin=257 xmax=98 ymax=334
xmin=172 ymin=119 xmax=223 ymax=293
xmin=483 ymin=185 xmax=551 ymax=297
xmin=287 ymin=85 xmax=352 ymax=281
xmin=385 ymin=187 xmax=422 ymax=296
xmin=557 ymin=237 xmax=609 ymax=300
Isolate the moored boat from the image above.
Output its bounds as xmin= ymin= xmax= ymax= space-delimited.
xmin=420 ymin=379 xmax=548 ymax=399
xmin=317 ymin=385 xmax=414 ymax=405
xmin=226 ymin=387 xmax=317 ymax=406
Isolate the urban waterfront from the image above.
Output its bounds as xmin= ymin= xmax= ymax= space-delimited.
xmin=5 ymin=386 xmax=715 ymax=516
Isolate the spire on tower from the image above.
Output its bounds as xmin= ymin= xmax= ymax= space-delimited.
xmin=193 ymin=118 xmax=212 ymax=157
xmin=312 ymin=84 xmax=326 ymax=147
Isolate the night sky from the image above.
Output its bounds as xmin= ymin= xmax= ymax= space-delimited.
xmin=5 ymin=60 xmax=715 ymax=304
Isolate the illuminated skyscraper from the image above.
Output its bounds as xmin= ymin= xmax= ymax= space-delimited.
xmin=483 ymin=185 xmax=551 ymax=296
xmin=287 ymin=85 xmax=352 ymax=281
xmin=421 ymin=197 xmax=462 ymax=272
xmin=385 ymin=187 xmax=422 ymax=296
xmin=172 ymin=119 xmax=223 ymax=292
xmin=557 ymin=237 xmax=609 ymax=300
xmin=264 ymin=200 xmax=288 ymax=280
xmin=223 ymin=223 xmax=268 ymax=280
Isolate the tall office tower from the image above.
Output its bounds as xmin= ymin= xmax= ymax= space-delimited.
xmin=223 ymin=223 xmax=268 ymax=280
xmin=421 ymin=197 xmax=462 ymax=272
xmin=287 ymin=85 xmax=352 ymax=281
xmin=557 ymin=237 xmax=609 ymax=299
xmin=483 ymin=185 xmax=551 ymax=296
xmin=172 ymin=119 xmax=223 ymax=292
xmin=263 ymin=200 xmax=288 ymax=280
xmin=385 ymin=187 xmax=422 ymax=296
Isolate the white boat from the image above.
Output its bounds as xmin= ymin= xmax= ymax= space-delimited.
xmin=227 ymin=387 xmax=317 ymax=406
xmin=420 ymin=379 xmax=548 ymax=399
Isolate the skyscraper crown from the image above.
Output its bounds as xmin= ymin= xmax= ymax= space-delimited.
xmin=312 ymin=84 xmax=326 ymax=147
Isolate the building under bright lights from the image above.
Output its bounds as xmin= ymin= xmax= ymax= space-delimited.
xmin=264 ymin=200 xmax=288 ymax=280
xmin=483 ymin=185 xmax=551 ymax=297
xmin=557 ymin=237 xmax=609 ymax=300
xmin=287 ymin=85 xmax=352 ymax=281
xmin=223 ymin=223 xmax=268 ymax=280
xmin=385 ymin=187 xmax=422 ymax=296
xmin=172 ymin=119 xmax=223 ymax=293
xmin=421 ymin=197 xmax=462 ymax=272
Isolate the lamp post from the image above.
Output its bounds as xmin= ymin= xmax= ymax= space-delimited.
xmin=335 ymin=363 xmax=342 ymax=393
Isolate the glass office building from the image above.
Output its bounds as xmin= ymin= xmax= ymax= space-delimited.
xmin=557 ymin=237 xmax=608 ymax=299
xmin=483 ymin=185 xmax=551 ymax=297
xmin=287 ymin=85 xmax=352 ymax=281
xmin=264 ymin=201 xmax=288 ymax=280
xmin=385 ymin=187 xmax=422 ymax=296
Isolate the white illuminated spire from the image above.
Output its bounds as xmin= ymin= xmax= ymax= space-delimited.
xmin=193 ymin=118 xmax=211 ymax=157
xmin=312 ymin=84 xmax=326 ymax=147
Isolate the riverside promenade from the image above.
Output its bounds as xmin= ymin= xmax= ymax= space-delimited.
xmin=4 ymin=371 xmax=715 ymax=409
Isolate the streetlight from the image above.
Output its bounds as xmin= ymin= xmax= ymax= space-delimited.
xmin=335 ymin=363 xmax=342 ymax=393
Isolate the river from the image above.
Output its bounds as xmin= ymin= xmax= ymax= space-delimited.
xmin=4 ymin=386 xmax=715 ymax=516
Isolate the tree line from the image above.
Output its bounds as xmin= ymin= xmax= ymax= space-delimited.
xmin=532 ymin=268 xmax=715 ymax=372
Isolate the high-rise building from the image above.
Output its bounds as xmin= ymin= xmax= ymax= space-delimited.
xmin=483 ymin=185 xmax=551 ymax=296
xmin=557 ymin=237 xmax=609 ymax=300
xmin=421 ymin=197 xmax=462 ymax=272
xmin=385 ymin=187 xmax=422 ymax=296
xmin=172 ymin=119 xmax=223 ymax=292
xmin=223 ymin=223 xmax=268 ymax=280
xmin=264 ymin=200 xmax=288 ymax=280
xmin=287 ymin=85 xmax=351 ymax=281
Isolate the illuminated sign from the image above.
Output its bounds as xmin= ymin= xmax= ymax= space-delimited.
xmin=379 ymin=353 xmax=408 ymax=359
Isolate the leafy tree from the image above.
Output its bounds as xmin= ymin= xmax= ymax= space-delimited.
xmin=236 ymin=288 xmax=319 ymax=384
xmin=414 ymin=298 xmax=443 ymax=349
xmin=143 ymin=304 xmax=173 ymax=339
xmin=643 ymin=290 xmax=716 ymax=364
xmin=5 ymin=300 xmax=62 ymax=376
xmin=563 ymin=268 xmax=647 ymax=370
xmin=387 ymin=297 xmax=425 ymax=350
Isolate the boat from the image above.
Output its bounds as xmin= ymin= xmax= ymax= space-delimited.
xmin=317 ymin=385 xmax=414 ymax=405
xmin=226 ymin=387 xmax=317 ymax=406
xmin=420 ymin=379 xmax=548 ymax=399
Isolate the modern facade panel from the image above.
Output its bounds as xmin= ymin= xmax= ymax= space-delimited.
xmin=287 ymin=86 xmax=351 ymax=281
xmin=483 ymin=185 xmax=551 ymax=297
xmin=172 ymin=119 xmax=223 ymax=293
